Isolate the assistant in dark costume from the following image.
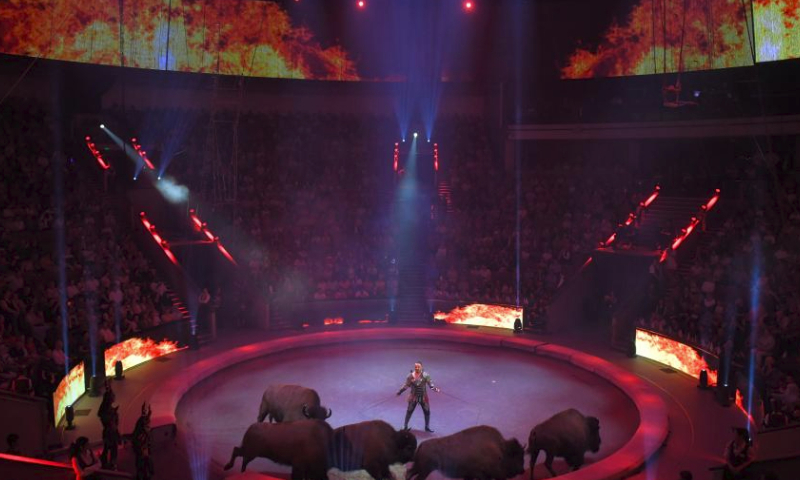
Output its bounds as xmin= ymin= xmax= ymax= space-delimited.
xmin=132 ymin=403 xmax=155 ymax=480
xmin=397 ymin=362 xmax=440 ymax=432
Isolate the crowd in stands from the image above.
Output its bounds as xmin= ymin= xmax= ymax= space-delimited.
xmin=0 ymin=101 xmax=180 ymax=400
xmin=4 ymin=95 xmax=800 ymax=434
xmin=636 ymin=153 xmax=800 ymax=427
xmin=431 ymin=135 xmax=647 ymax=318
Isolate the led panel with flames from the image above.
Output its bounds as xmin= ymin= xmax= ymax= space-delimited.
xmin=635 ymin=329 xmax=718 ymax=385
xmin=754 ymin=1 xmax=800 ymax=62
xmin=52 ymin=361 xmax=85 ymax=426
xmin=562 ymin=0 xmax=756 ymax=78
xmin=434 ymin=303 xmax=522 ymax=330
xmin=0 ymin=0 xmax=359 ymax=81
xmin=104 ymin=337 xmax=185 ymax=377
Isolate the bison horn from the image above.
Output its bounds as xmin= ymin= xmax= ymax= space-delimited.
xmin=302 ymin=404 xmax=310 ymax=418
xmin=326 ymin=408 xmax=332 ymax=419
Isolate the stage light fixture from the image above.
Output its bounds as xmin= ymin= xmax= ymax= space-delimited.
xmin=464 ymin=1 xmax=474 ymax=12
xmin=114 ymin=360 xmax=125 ymax=380
xmin=65 ymin=404 xmax=76 ymax=430
xmin=698 ymin=369 xmax=709 ymax=389
xmin=89 ymin=375 xmax=102 ymax=397
xmin=357 ymin=0 xmax=365 ymax=8
xmin=100 ymin=124 xmax=105 ymax=129
xmin=413 ymin=132 xmax=418 ymax=138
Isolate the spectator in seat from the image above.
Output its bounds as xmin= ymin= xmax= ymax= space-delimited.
xmin=70 ymin=436 xmax=101 ymax=479
xmin=5 ymin=433 xmax=21 ymax=455
xmin=722 ymin=427 xmax=755 ymax=480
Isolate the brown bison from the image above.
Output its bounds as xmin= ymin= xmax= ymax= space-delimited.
xmin=528 ymin=409 xmax=601 ymax=479
xmin=331 ymin=420 xmax=417 ymax=480
xmin=223 ymin=419 xmax=333 ymax=479
xmin=258 ymin=384 xmax=332 ymax=423
xmin=406 ymin=426 xmax=525 ymax=480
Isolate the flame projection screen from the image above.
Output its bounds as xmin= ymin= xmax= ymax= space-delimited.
xmin=635 ymin=329 xmax=718 ymax=385
xmin=0 ymin=0 xmax=359 ymax=80
xmin=434 ymin=303 xmax=522 ymax=330
xmin=558 ymin=0 xmax=800 ymax=78
xmin=103 ymin=337 xmax=184 ymax=377
xmin=52 ymin=361 xmax=85 ymax=426
xmin=754 ymin=0 xmax=800 ymax=62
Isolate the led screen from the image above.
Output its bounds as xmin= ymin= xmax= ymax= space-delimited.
xmin=560 ymin=0 xmax=756 ymax=78
xmin=103 ymin=337 xmax=184 ymax=377
xmin=434 ymin=303 xmax=522 ymax=330
xmin=0 ymin=0 xmax=359 ymax=80
xmin=52 ymin=361 xmax=85 ymax=427
xmin=754 ymin=0 xmax=800 ymax=62
xmin=635 ymin=328 xmax=718 ymax=385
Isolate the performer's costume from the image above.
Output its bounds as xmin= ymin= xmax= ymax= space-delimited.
xmin=398 ymin=370 xmax=438 ymax=432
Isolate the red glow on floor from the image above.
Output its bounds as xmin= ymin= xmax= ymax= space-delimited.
xmin=103 ymin=337 xmax=185 ymax=376
xmin=635 ymin=329 xmax=718 ymax=385
xmin=434 ymin=303 xmax=521 ymax=330
xmin=0 ymin=453 xmax=72 ymax=469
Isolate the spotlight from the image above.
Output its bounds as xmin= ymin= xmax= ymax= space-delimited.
xmin=413 ymin=132 xmax=418 ymax=138
xmin=463 ymin=1 xmax=474 ymax=12
xmin=357 ymin=0 xmax=365 ymax=8
xmin=698 ymin=369 xmax=709 ymax=389
xmin=65 ymin=405 xmax=76 ymax=430
xmin=114 ymin=360 xmax=124 ymax=380
xmin=89 ymin=375 xmax=101 ymax=397
xmin=100 ymin=124 xmax=105 ymax=129
xmin=427 ymin=138 xmax=431 ymax=143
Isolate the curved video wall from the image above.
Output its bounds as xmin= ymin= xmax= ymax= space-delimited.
xmin=0 ymin=0 xmax=359 ymax=80
xmin=560 ymin=0 xmax=799 ymax=78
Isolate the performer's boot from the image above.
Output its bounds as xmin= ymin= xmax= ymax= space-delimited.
xmin=424 ymin=411 xmax=434 ymax=432
xmin=403 ymin=410 xmax=413 ymax=431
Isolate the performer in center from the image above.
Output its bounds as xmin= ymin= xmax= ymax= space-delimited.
xmin=397 ymin=361 xmax=441 ymax=432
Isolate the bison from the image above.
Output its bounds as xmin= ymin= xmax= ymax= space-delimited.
xmin=528 ymin=408 xmax=601 ymax=479
xmin=258 ymin=384 xmax=332 ymax=423
xmin=331 ymin=420 xmax=417 ymax=480
xmin=223 ymin=419 xmax=333 ymax=480
xmin=406 ymin=426 xmax=525 ymax=480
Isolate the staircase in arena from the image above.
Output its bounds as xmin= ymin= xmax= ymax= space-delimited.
xmin=437 ymin=181 xmax=454 ymax=213
xmin=395 ymin=261 xmax=430 ymax=324
xmin=632 ymin=196 xmax=709 ymax=249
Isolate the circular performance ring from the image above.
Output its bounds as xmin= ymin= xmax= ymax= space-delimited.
xmin=152 ymin=328 xmax=668 ymax=480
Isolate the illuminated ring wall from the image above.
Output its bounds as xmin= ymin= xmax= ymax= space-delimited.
xmin=153 ymin=328 xmax=669 ymax=480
